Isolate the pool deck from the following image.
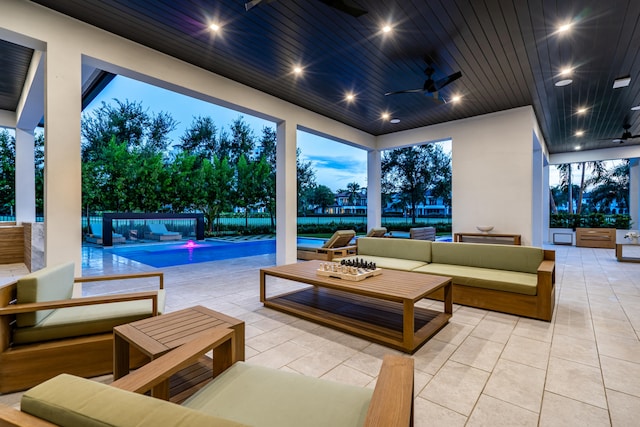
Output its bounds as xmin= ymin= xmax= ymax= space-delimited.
xmin=2 ymin=244 xmax=640 ymax=426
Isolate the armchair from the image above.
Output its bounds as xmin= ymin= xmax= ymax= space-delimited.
xmin=0 ymin=328 xmax=414 ymax=427
xmin=0 ymin=262 xmax=164 ymax=393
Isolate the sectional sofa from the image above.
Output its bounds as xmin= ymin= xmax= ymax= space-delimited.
xmin=342 ymin=237 xmax=555 ymax=321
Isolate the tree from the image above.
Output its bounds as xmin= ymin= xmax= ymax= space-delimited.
xmin=34 ymin=132 xmax=44 ymax=216
xmin=258 ymin=127 xmax=277 ymax=228
xmin=310 ymin=185 xmax=335 ymax=213
xmin=203 ymin=156 xmax=234 ymax=232
xmin=0 ymin=130 xmax=15 ymax=215
xmin=178 ymin=116 xmax=219 ymax=157
xmin=555 ymin=164 xmax=573 ymax=214
xmin=575 ymin=161 xmax=606 ymax=214
xmin=588 ymin=160 xmax=630 ymax=214
xmin=220 ymin=116 xmax=255 ymax=165
xmin=382 ymin=143 xmax=451 ymax=223
xmin=346 ymin=182 xmax=361 ymax=205
xmin=297 ymin=148 xmax=316 ymax=215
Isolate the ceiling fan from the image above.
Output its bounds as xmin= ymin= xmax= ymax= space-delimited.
xmin=245 ymin=0 xmax=367 ymax=17
xmin=601 ymin=123 xmax=640 ymax=143
xmin=385 ymin=57 xmax=462 ymax=102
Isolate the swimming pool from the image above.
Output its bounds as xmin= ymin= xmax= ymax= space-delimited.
xmin=109 ymin=237 xmax=326 ymax=268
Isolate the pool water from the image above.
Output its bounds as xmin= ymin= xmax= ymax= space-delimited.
xmin=110 ymin=237 xmax=326 ymax=268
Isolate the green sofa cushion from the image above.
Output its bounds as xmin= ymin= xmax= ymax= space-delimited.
xmin=342 ymin=255 xmax=427 ymax=271
xmin=21 ymin=373 xmax=246 ymax=427
xmin=413 ymin=263 xmax=538 ymax=295
xmin=183 ymin=362 xmax=373 ymax=427
xmin=431 ymin=242 xmax=543 ymax=274
xmin=12 ymin=290 xmax=166 ymax=345
xmin=357 ymin=237 xmax=432 ymax=262
xmin=16 ymin=262 xmax=75 ymax=328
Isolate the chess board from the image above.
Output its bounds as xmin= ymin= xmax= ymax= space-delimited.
xmin=316 ymin=267 xmax=382 ymax=281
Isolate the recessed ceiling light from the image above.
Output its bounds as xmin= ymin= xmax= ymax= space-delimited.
xmin=209 ymin=23 xmax=221 ymax=32
xmin=293 ymin=66 xmax=303 ymax=75
xmin=390 ymin=118 xmax=400 ymax=124
xmin=345 ymin=93 xmax=355 ymax=102
xmin=577 ymin=107 xmax=588 ymax=114
xmin=560 ymin=67 xmax=573 ymax=76
xmin=574 ymin=145 xmax=581 ymax=150
xmin=450 ymin=95 xmax=462 ymax=103
xmin=558 ymin=22 xmax=573 ymax=33
xmin=382 ymin=24 xmax=392 ymax=33
xmin=381 ymin=112 xmax=390 ymax=121
xmin=613 ymin=76 xmax=631 ymax=89
xmin=631 ymin=105 xmax=640 ymax=111
xmin=575 ymin=130 xmax=584 ymax=137
xmin=555 ymin=79 xmax=573 ymax=87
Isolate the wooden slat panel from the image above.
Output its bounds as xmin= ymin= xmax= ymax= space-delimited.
xmin=0 ymin=226 xmax=24 ymax=264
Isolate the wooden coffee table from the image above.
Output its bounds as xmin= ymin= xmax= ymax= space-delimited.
xmin=260 ymin=260 xmax=452 ymax=353
xmin=113 ymin=305 xmax=244 ymax=400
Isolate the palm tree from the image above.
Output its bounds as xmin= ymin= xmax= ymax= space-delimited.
xmin=575 ymin=161 xmax=606 ymax=214
xmin=555 ymin=164 xmax=573 ymax=213
xmin=346 ymin=182 xmax=361 ymax=206
xmin=588 ymin=160 xmax=630 ymax=214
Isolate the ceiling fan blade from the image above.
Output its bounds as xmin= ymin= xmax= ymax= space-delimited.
xmin=385 ymin=88 xmax=424 ymax=96
xmin=318 ymin=0 xmax=368 ymax=17
xmin=434 ymin=71 xmax=462 ymax=90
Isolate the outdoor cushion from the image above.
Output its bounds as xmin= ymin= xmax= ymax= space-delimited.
xmin=322 ymin=230 xmax=355 ymax=248
xmin=12 ymin=290 xmax=166 ymax=345
xmin=183 ymin=361 xmax=373 ymax=427
xmin=431 ymin=242 xmax=543 ymax=274
xmin=356 ymin=237 xmax=432 ymax=262
xmin=16 ymin=262 xmax=75 ymax=328
xmin=413 ymin=263 xmax=538 ymax=295
xmin=21 ymin=373 xmax=246 ymax=427
xmin=148 ymin=223 xmax=180 ymax=236
xmin=342 ymin=255 xmax=427 ymax=271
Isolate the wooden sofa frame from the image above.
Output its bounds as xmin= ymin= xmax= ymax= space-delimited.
xmin=0 ymin=328 xmax=415 ymax=427
xmin=0 ymin=271 xmax=164 ymax=394
xmin=425 ymin=249 xmax=556 ymax=321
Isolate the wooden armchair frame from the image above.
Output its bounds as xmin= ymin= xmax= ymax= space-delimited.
xmin=0 ymin=271 xmax=164 ymax=393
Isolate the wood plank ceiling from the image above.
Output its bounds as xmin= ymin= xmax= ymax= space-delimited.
xmin=3 ymin=0 xmax=639 ymax=154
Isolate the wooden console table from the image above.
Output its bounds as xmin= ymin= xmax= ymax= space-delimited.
xmin=454 ymin=233 xmax=521 ymax=245
xmin=575 ymin=228 xmax=616 ymax=249
xmin=616 ymin=243 xmax=640 ymax=262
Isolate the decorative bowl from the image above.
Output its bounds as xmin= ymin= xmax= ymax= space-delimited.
xmin=476 ymin=225 xmax=494 ymax=233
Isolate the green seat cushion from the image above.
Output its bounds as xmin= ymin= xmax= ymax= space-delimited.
xmin=356 ymin=237 xmax=431 ymax=262
xmin=13 ymin=290 xmax=165 ymax=345
xmin=183 ymin=362 xmax=373 ymax=427
xmin=342 ymin=255 xmax=427 ymax=271
xmin=16 ymin=262 xmax=75 ymax=327
xmin=413 ymin=264 xmax=538 ymax=295
xmin=22 ymin=373 xmax=246 ymax=427
xmin=431 ymin=242 xmax=543 ymax=273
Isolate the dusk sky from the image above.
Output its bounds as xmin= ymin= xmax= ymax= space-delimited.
xmin=85 ymin=75 xmax=367 ymax=192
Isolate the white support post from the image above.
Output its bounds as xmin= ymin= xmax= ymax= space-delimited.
xmin=367 ymin=149 xmax=382 ymax=230
xmin=276 ymin=121 xmax=298 ymax=265
xmin=15 ymin=128 xmax=36 ymax=223
xmin=630 ymin=158 xmax=639 ymax=230
xmin=44 ymin=44 xmax=82 ymax=273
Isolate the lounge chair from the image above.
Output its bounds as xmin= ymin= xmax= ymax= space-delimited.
xmin=1 ymin=328 xmax=414 ymax=427
xmin=409 ymin=226 xmax=436 ymax=241
xmin=85 ymin=224 xmax=126 ymax=244
xmin=297 ymin=229 xmax=357 ymax=261
xmin=366 ymin=227 xmax=387 ymax=237
xmin=144 ymin=223 xmax=182 ymax=241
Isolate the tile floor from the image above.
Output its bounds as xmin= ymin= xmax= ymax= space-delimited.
xmin=1 ymin=243 xmax=640 ymax=426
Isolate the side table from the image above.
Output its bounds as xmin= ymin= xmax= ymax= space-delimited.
xmin=616 ymin=243 xmax=640 ymax=262
xmin=113 ymin=305 xmax=245 ymax=400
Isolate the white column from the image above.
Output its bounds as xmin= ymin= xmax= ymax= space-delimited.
xmin=15 ymin=128 xmax=36 ymax=223
xmin=44 ymin=44 xmax=82 ymax=273
xmin=630 ymin=158 xmax=640 ymax=230
xmin=367 ymin=149 xmax=382 ymax=230
xmin=276 ymin=120 xmax=297 ymax=265
xmin=542 ymin=160 xmax=550 ymax=243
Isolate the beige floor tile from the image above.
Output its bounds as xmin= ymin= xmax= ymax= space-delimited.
xmin=483 ymin=359 xmax=545 ymax=412
xmin=545 ymin=357 xmax=607 ymax=408
xmin=433 ymin=321 xmax=474 ymax=346
xmin=467 ymin=394 xmax=538 ymax=427
xmin=501 ymin=334 xmax=550 ymax=370
xmin=412 ymin=339 xmax=458 ymax=375
xmin=343 ymin=352 xmax=383 ymax=377
xmin=600 ymin=355 xmax=640 ymax=398
xmin=596 ymin=334 xmax=640 ymax=364
xmin=320 ymin=364 xmax=374 ymax=387
xmin=286 ymin=350 xmax=344 ymax=377
xmin=413 ymin=397 xmax=467 ymax=427
xmin=550 ymin=333 xmax=599 ymax=367
xmin=419 ymin=360 xmax=489 ymax=416
xmin=606 ymin=389 xmax=640 ymax=427
xmin=512 ymin=317 xmax=554 ymax=342
xmin=539 ymin=392 xmax=611 ymax=427
xmin=470 ymin=317 xmax=516 ymax=344
xmin=450 ymin=336 xmax=504 ymax=372
xmin=593 ymin=316 xmax=638 ymax=340
xmin=246 ymin=340 xmax=311 ymax=369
